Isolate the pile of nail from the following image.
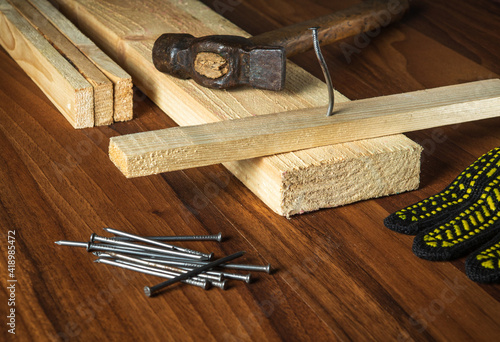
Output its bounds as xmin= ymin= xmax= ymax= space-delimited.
xmin=55 ymin=228 xmax=271 ymax=297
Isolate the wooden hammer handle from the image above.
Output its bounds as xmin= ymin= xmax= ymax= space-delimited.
xmin=249 ymin=0 xmax=410 ymax=56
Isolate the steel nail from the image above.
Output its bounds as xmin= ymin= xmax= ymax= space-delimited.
xmin=56 ymin=241 xmax=143 ymax=252
xmin=90 ymin=233 xmax=206 ymax=260
xmin=90 ymin=247 xmax=195 ymax=259
xmin=137 ymin=256 xmax=271 ymax=273
xmin=114 ymin=260 xmax=209 ymax=284
xmin=310 ymin=27 xmax=335 ymax=116
xmin=111 ymin=232 xmax=223 ymax=243
xmin=91 ymin=247 xmax=268 ymax=276
xmin=145 ymin=251 xmax=245 ymax=297
xmin=103 ymin=227 xmax=213 ymax=260
xmin=114 ymin=260 xmax=227 ymax=289
xmin=132 ymin=257 xmax=208 ymax=269
xmin=107 ymin=252 xmax=223 ymax=282
xmin=87 ymin=243 xmax=160 ymax=254
xmin=95 ymin=258 xmax=209 ymax=290
xmin=55 ymin=240 xmax=88 ymax=248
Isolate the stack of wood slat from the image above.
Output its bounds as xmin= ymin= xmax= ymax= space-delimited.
xmin=0 ymin=0 xmax=133 ymax=128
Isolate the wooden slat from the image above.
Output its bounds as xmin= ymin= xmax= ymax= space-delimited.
xmin=53 ymin=0 xmax=422 ymax=216
xmin=110 ymin=79 xmax=500 ymax=175
xmin=0 ymin=0 xmax=93 ymax=128
xmin=27 ymin=0 xmax=133 ymax=122
xmin=8 ymin=0 xmax=114 ymax=126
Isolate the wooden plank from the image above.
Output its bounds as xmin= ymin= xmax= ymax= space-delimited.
xmin=109 ymin=79 xmax=500 ymax=176
xmin=53 ymin=0 xmax=422 ymax=216
xmin=27 ymin=0 xmax=133 ymax=122
xmin=8 ymin=0 xmax=113 ymax=126
xmin=0 ymin=0 xmax=93 ymax=128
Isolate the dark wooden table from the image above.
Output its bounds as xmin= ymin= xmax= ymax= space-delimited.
xmin=1 ymin=0 xmax=499 ymax=340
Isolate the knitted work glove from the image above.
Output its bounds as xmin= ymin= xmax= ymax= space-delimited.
xmin=384 ymin=147 xmax=500 ymax=283
xmin=385 ymin=147 xmax=500 ymax=235
xmin=465 ymin=231 xmax=500 ymax=283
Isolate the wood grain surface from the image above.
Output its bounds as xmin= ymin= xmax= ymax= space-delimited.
xmin=0 ymin=0 xmax=499 ymax=341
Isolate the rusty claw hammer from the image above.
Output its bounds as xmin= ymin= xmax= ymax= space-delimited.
xmin=152 ymin=0 xmax=409 ymax=91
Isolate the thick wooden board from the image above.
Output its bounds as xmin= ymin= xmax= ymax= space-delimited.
xmin=27 ymin=0 xmax=133 ymax=122
xmin=0 ymin=0 xmax=93 ymax=128
xmin=110 ymin=80 xmax=500 ymax=175
xmin=8 ymin=0 xmax=113 ymax=126
xmin=52 ymin=0 xmax=422 ymax=216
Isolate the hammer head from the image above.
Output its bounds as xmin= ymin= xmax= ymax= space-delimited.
xmin=152 ymin=33 xmax=286 ymax=91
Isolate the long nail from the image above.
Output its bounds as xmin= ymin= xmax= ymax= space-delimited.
xmin=95 ymin=251 xmax=270 ymax=274
xmin=111 ymin=232 xmax=223 ymax=242
xmin=114 ymin=260 xmax=209 ymax=284
xmin=55 ymin=241 xmax=88 ymax=248
xmin=145 ymin=251 xmax=245 ymax=297
xmin=95 ymin=258 xmax=209 ymax=289
xmin=138 ymin=256 xmax=271 ymax=273
xmin=103 ymin=228 xmax=213 ymax=260
xmin=130 ymin=257 xmax=209 ymax=269
xmin=56 ymin=241 xmax=147 ymax=253
xmin=310 ymin=27 xmax=335 ymax=116
xmin=107 ymin=252 xmax=223 ymax=282
xmin=87 ymin=243 xmax=165 ymax=255
xmin=90 ymin=246 xmax=191 ymax=258
xmin=90 ymin=233 xmax=206 ymax=260
xmin=114 ymin=260 xmax=227 ymax=290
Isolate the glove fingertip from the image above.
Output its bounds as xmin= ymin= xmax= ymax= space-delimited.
xmin=465 ymin=233 xmax=500 ymax=283
xmin=384 ymin=214 xmax=420 ymax=235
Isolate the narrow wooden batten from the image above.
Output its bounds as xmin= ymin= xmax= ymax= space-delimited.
xmin=109 ymin=79 xmax=500 ymax=175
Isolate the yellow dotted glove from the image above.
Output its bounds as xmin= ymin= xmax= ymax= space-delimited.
xmin=466 ymin=233 xmax=500 ymax=283
xmin=385 ymin=147 xmax=500 ymax=283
